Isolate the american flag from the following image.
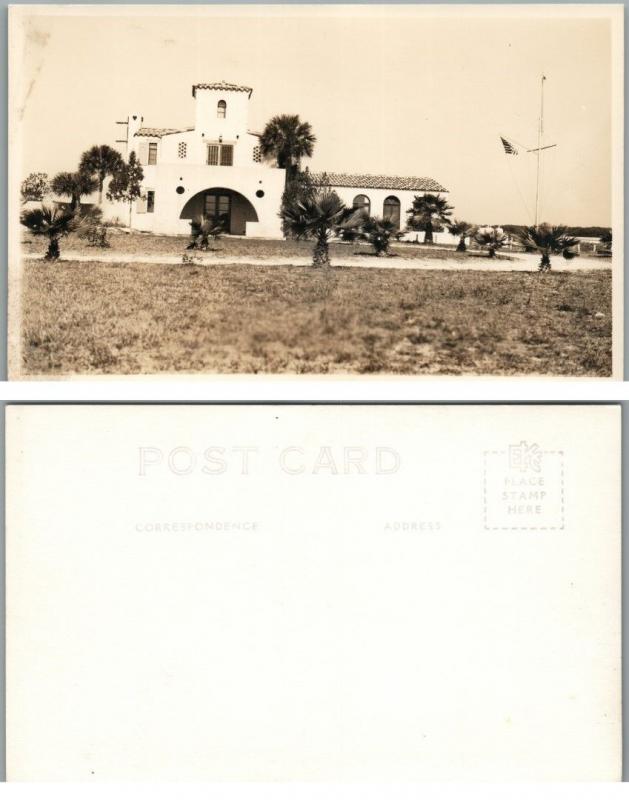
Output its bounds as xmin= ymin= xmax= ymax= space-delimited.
xmin=500 ymin=136 xmax=519 ymax=155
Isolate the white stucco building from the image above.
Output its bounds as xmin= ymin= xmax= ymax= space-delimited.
xmin=120 ymin=81 xmax=285 ymax=237
xmin=107 ymin=81 xmax=449 ymax=239
xmin=309 ymin=172 xmax=448 ymax=234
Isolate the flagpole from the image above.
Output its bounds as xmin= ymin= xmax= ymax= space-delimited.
xmin=534 ymin=74 xmax=545 ymax=228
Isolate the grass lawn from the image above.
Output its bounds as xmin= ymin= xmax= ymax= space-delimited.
xmin=20 ymin=230 xmax=478 ymax=262
xmin=20 ymin=259 xmax=612 ymax=376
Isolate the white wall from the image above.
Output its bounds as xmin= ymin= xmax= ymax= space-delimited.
xmin=126 ymin=112 xmax=145 ymax=149
xmin=194 ymin=88 xmax=250 ymax=142
xmin=129 ymin=86 xmax=265 ymax=170
xmin=139 ymin=129 xmax=262 ymax=170
xmin=130 ymin=163 xmax=286 ymax=237
xmin=399 ymin=230 xmax=468 ymax=246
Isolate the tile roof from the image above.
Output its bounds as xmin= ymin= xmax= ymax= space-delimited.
xmin=311 ymin=172 xmax=447 ymax=192
xmin=192 ymin=81 xmax=253 ymax=97
xmin=135 ymin=126 xmax=260 ymax=139
xmin=134 ymin=127 xmax=194 ymax=138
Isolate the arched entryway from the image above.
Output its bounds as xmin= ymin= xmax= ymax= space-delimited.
xmin=383 ymin=196 xmax=401 ymax=230
xmin=179 ymin=188 xmax=259 ymax=235
xmin=352 ymin=194 xmax=371 ymax=216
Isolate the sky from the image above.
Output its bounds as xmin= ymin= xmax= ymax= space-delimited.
xmin=14 ymin=6 xmax=615 ymax=226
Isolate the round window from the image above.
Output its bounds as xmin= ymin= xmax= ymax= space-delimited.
xmin=176 ymin=186 xmax=185 ymax=195
xmin=256 ymin=189 xmax=265 ymax=198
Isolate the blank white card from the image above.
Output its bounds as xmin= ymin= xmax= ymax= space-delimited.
xmin=6 ymin=405 xmax=621 ymax=780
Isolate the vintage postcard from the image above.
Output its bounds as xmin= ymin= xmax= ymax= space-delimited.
xmin=7 ymin=4 xmax=624 ymax=378
xmin=6 ymin=404 xmax=621 ymax=779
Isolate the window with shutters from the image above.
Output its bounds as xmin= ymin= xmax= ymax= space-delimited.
xmin=207 ymin=142 xmax=234 ymax=166
xmin=148 ymin=142 xmax=158 ymax=165
xmin=178 ymin=142 xmax=187 ymax=159
xmin=136 ymin=194 xmax=147 ymax=214
xmin=220 ymin=144 xmax=233 ymax=166
xmin=207 ymin=144 xmax=219 ymax=165
xmin=138 ymin=141 xmax=149 ymax=165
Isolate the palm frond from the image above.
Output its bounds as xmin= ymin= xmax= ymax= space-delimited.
xmin=20 ymin=204 xmax=79 ymax=236
xmin=259 ymin=114 xmax=316 ymax=168
xmin=282 ymin=188 xmax=347 ymax=255
xmin=517 ymin=224 xmax=578 ymax=254
xmin=448 ymin=219 xmax=472 ymax=237
xmin=407 ymin=193 xmax=454 ymax=221
xmin=79 ymin=145 xmax=125 ymax=186
xmin=188 ymin=214 xmax=225 ymax=249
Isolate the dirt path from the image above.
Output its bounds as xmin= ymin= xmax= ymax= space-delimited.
xmin=26 ymin=250 xmax=610 ymax=272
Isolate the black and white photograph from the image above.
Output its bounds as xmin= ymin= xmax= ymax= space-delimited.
xmin=8 ymin=4 xmax=623 ymax=377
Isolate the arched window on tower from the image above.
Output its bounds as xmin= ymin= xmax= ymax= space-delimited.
xmin=217 ymin=100 xmax=227 ymax=119
xmin=352 ymin=194 xmax=370 ymax=217
xmin=383 ymin=196 xmax=401 ymax=229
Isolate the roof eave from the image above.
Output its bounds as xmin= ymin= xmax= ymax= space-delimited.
xmin=328 ymin=183 xmax=448 ymax=192
xmin=134 ymin=127 xmax=194 ymax=138
xmin=312 ymin=173 xmax=448 ymax=193
xmin=192 ymin=83 xmax=253 ymax=98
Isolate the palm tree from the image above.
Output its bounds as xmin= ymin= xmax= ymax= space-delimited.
xmin=339 ymin=211 xmax=396 ymax=256
xmin=186 ymin=215 xmax=225 ymax=250
xmin=50 ymin=171 xmax=98 ymax=212
xmin=448 ymin=219 xmax=473 ymax=252
xmin=20 ymin=205 xmax=79 ymax=260
xmin=407 ymin=194 xmax=453 ymax=244
xmin=474 ymin=227 xmax=508 ymax=259
xmin=280 ymin=169 xmax=318 ymax=236
xmin=78 ymin=145 xmax=125 ymax=205
xmin=517 ymin=224 xmax=579 ymax=271
xmin=282 ymin=189 xmax=346 ymax=266
xmin=363 ymin=217 xmax=397 ymax=256
xmin=259 ymin=115 xmax=316 ymax=182
xmin=336 ymin=206 xmax=367 ymax=243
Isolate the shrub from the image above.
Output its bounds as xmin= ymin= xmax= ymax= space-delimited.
xmin=282 ymin=188 xmax=346 ymax=266
xmin=21 ymin=173 xmax=50 ymax=203
xmin=187 ymin=216 xmax=224 ymax=250
xmin=77 ymin=207 xmax=111 ymax=248
xmin=474 ymin=226 xmax=508 ymax=258
xmin=20 ymin=205 xmax=79 ymax=260
xmin=517 ymin=224 xmax=579 ymax=271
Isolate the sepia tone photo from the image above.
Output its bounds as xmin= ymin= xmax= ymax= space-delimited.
xmin=8 ymin=4 xmax=623 ymax=378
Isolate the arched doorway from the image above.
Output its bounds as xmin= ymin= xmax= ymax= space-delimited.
xmin=179 ymin=188 xmax=259 ymax=235
xmin=383 ymin=196 xmax=401 ymax=230
xmin=352 ymin=194 xmax=371 ymax=216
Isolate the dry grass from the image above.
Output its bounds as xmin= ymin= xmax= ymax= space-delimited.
xmin=20 ymin=230 xmax=480 ymax=262
xmin=20 ymin=258 xmax=612 ymax=376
